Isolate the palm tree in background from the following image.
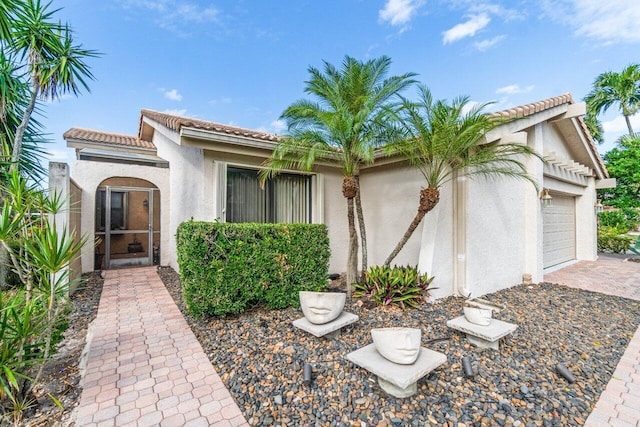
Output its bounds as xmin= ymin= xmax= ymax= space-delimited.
xmin=584 ymin=63 xmax=640 ymax=136
xmin=260 ymin=55 xmax=416 ymax=291
xmin=8 ymin=0 xmax=98 ymax=172
xmin=384 ymin=85 xmax=541 ymax=266
xmin=584 ymin=110 xmax=604 ymax=144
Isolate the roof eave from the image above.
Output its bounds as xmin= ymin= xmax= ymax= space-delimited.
xmin=65 ymin=138 xmax=158 ymax=154
xmin=180 ymin=126 xmax=281 ymax=151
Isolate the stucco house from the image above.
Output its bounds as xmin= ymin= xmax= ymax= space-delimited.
xmin=57 ymin=93 xmax=612 ymax=298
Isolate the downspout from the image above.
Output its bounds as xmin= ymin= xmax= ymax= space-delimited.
xmin=453 ymin=171 xmax=468 ymax=297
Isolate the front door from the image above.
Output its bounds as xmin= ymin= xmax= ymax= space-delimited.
xmin=96 ymin=186 xmax=156 ymax=269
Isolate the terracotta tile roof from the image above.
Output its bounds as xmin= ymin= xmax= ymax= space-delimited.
xmin=64 ymin=128 xmax=155 ymax=150
xmin=140 ymin=109 xmax=280 ymax=142
xmin=493 ymin=93 xmax=607 ymax=178
xmin=493 ymin=93 xmax=575 ymax=119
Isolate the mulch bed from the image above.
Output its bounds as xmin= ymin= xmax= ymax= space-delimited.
xmin=159 ymin=266 xmax=640 ymax=427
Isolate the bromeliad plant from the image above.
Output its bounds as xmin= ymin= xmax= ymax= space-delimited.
xmin=354 ymin=265 xmax=435 ymax=309
xmin=0 ymin=167 xmax=84 ymax=424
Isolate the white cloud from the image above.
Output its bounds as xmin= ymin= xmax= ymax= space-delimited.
xmin=543 ymin=0 xmax=640 ymax=44
xmin=598 ymin=113 xmax=640 ymax=153
xmin=442 ymin=13 xmax=490 ymax=44
xmin=379 ymin=0 xmax=425 ymax=30
xmin=257 ymin=119 xmax=287 ymax=134
xmin=473 ymin=35 xmax=505 ymax=51
xmin=461 ymin=100 xmax=482 ymax=116
xmin=208 ymin=96 xmax=232 ymax=105
xmin=270 ymin=119 xmax=286 ymax=134
xmin=602 ymin=114 xmax=640 ymax=134
xmin=162 ymin=108 xmax=188 ymax=116
xmin=118 ymin=0 xmax=220 ymax=32
xmin=495 ymin=84 xmax=535 ymax=95
xmin=163 ymin=88 xmax=182 ymax=101
xmin=469 ymin=3 xmax=524 ymax=22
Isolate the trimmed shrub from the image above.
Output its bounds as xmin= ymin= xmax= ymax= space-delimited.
xmin=597 ymin=226 xmax=634 ymax=253
xmin=354 ymin=265 xmax=435 ymax=309
xmin=176 ymin=221 xmax=330 ymax=317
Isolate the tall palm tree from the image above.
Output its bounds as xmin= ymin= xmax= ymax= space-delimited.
xmin=0 ymin=51 xmax=48 ymax=181
xmin=384 ymin=85 xmax=541 ymax=266
xmin=9 ymin=0 xmax=98 ymax=170
xmin=260 ymin=55 xmax=416 ymax=291
xmin=584 ymin=63 xmax=640 ymax=136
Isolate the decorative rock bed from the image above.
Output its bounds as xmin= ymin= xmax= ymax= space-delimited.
xmin=159 ymin=267 xmax=640 ymax=426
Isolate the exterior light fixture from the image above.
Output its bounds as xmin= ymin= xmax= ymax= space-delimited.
xmin=594 ymin=200 xmax=604 ymax=214
xmin=539 ymin=188 xmax=552 ymax=207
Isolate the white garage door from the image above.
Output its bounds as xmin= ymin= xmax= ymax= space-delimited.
xmin=543 ymin=195 xmax=576 ymax=268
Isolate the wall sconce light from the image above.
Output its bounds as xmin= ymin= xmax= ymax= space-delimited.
xmin=595 ymin=200 xmax=604 ymax=214
xmin=143 ymin=198 xmax=149 ymax=209
xmin=539 ymin=188 xmax=552 ymax=207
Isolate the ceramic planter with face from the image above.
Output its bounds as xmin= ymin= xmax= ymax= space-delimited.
xmin=299 ymin=291 xmax=346 ymax=325
xmin=371 ymin=327 xmax=421 ymax=364
xmin=463 ymin=306 xmax=492 ymax=326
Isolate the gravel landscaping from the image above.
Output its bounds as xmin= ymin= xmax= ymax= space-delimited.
xmin=159 ymin=266 xmax=640 ymax=426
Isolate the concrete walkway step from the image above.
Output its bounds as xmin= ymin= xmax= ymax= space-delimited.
xmin=75 ymin=267 xmax=248 ymax=427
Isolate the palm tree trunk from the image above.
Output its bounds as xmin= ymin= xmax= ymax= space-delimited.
xmin=624 ymin=114 xmax=634 ymax=135
xmin=384 ymin=187 xmax=440 ymax=267
xmin=354 ymin=174 xmax=367 ymax=280
xmin=346 ymin=196 xmax=358 ymax=297
xmin=10 ymin=88 xmax=38 ymax=171
xmin=384 ymin=209 xmax=428 ymax=267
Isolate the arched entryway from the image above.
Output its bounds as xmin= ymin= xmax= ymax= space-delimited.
xmin=95 ymin=177 xmax=161 ymax=269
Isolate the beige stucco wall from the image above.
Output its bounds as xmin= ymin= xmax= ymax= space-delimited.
xmin=359 ymin=164 xmax=424 ymax=267
xmin=72 ymin=160 xmax=170 ymax=273
xmin=149 ymin=125 xmax=207 ymax=269
xmin=463 ymin=119 xmax=598 ymax=298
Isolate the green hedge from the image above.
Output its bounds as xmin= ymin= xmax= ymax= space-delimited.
xmin=597 ymin=226 xmax=634 ymax=253
xmin=598 ymin=210 xmax=637 ymax=232
xmin=176 ymin=221 xmax=330 ymax=317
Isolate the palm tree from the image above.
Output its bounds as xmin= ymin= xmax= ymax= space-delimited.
xmin=584 ymin=110 xmax=604 ymax=144
xmin=9 ymin=0 xmax=98 ymax=170
xmin=384 ymin=85 xmax=541 ymax=266
xmin=260 ymin=55 xmax=416 ymax=291
xmin=0 ymin=0 xmax=16 ymax=42
xmin=584 ymin=63 xmax=640 ymax=136
xmin=0 ymin=51 xmax=48 ymax=181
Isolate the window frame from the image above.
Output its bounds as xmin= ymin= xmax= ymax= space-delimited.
xmin=215 ymin=161 xmax=323 ymax=225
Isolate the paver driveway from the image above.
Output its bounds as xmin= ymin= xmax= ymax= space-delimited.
xmin=545 ymin=255 xmax=640 ymax=427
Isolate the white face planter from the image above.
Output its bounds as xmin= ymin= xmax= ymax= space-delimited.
xmin=299 ymin=291 xmax=346 ymax=325
xmin=371 ymin=327 xmax=421 ymax=365
xmin=463 ymin=306 xmax=493 ymax=326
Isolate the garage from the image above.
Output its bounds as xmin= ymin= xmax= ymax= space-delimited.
xmin=543 ymin=194 xmax=576 ymax=268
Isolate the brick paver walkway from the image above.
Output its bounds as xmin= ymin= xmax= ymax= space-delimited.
xmin=545 ymin=255 xmax=640 ymax=427
xmin=75 ymin=267 xmax=248 ymax=427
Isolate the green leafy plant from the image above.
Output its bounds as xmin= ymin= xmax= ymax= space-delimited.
xmin=598 ymin=210 xmax=637 ymax=232
xmin=177 ymin=221 xmax=330 ymax=317
xmin=0 ymin=168 xmax=84 ymax=422
xmin=354 ymin=265 xmax=435 ymax=309
xmin=597 ymin=226 xmax=634 ymax=253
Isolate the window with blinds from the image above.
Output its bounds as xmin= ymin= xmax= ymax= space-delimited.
xmin=225 ymin=166 xmax=312 ymax=223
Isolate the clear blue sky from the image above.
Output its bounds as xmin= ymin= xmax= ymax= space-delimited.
xmin=42 ymin=0 xmax=640 ymax=168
